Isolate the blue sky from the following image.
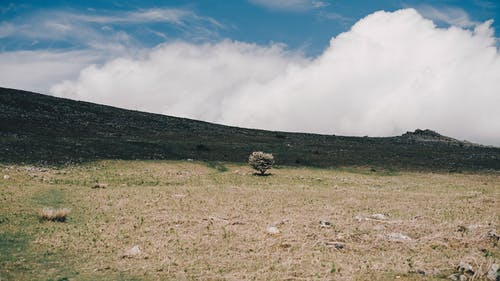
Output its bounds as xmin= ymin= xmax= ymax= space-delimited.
xmin=1 ymin=0 xmax=498 ymax=55
xmin=1 ymin=1 xmax=499 ymax=145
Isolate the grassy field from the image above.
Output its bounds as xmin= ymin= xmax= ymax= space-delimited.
xmin=0 ymin=160 xmax=498 ymax=280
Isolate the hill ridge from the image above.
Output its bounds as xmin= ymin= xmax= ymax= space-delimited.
xmin=1 ymin=87 xmax=499 ymax=170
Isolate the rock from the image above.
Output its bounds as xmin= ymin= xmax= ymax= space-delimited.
xmin=487 ymin=263 xmax=499 ymax=281
xmin=319 ymin=220 xmax=332 ymax=228
xmin=457 ymin=261 xmax=474 ymax=275
xmin=271 ymin=218 xmax=289 ymax=227
xmin=325 ymin=241 xmax=345 ymax=250
xmin=172 ymin=194 xmax=187 ymax=199
xmin=416 ymin=269 xmax=426 ymax=275
xmin=3 ymin=175 xmax=10 ymax=180
xmin=448 ymin=274 xmax=469 ymax=281
xmin=334 ymin=243 xmax=345 ymax=250
xmin=373 ymin=224 xmax=386 ymax=231
xmin=488 ymin=230 xmax=499 ymax=241
xmin=333 ymin=242 xmax=345 ymax=250
xmin=467 ymin=224 xmax=483 ymax=230
xmin=122 ymin=245 xmax=141 ymax=258
xmin=92 ymin=183 xmax=107 ymax=189
xmin=386 ymin=232 xmax=412 ymax=242
xmin=370 ymin=214 xmax=388 ymax=220
xmin=354 ymin=215 xmax=364 ymax=222
xmin=266 ymin=226 xmax=280 ymax=235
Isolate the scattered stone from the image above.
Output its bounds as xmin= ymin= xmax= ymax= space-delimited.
xmin=3 ymin=175 xmax=10 ymax=180
xmin=457 ymin=261 xmax=474 ymax=275
xmin=335 ymin=244 xmax=345 ymax=250
xmin=325 ymin=241 xmax=345 ymax=250
xmin=266 ymin=226 xmax=280 ymax=235
xmin=92 ymin=183 xmax=107 ymax=189
xmin=334 ymin=243 xmax=345 ymax=250
xmin=373 ymin=224 xmax=386 ymax=231
xmin=448 ymin=274 xmax=470 ymax=281
xmin=457 ymin=225 xmax=467 ymax=232
xmin=279 ymin=243 xmax=292 ymax=249
xmin=386 ymin=232 xmax=412 ymax=242
xmin=487 ymin=263 xmax=499 ymax=281
xmin=172 ymin=194 xmax=187 ymax=199
xmin=488 ymin=230 xmax=499 ymax=241
xmin=354 ymin=215 xmax=364 ymax=222
xmin=415 ymin=269 xmax=426 ymax=275
xmin=271 ymin=218 xmax=289 ymax=227
xmin=370 ymin=213 xmax=388 ymax=220
xmin=122 ymin=245 xmax=141 ymax=258
xmin=467 ymin=224 xmax=483 ymax=230
xmin=319 ymin=220 xmax=332 ymax=228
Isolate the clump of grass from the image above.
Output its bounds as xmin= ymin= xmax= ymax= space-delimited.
xmin=38 ymin=207 xmax=71 ymax=222
xmin=92 ymin=183 xmax=108 ymax=189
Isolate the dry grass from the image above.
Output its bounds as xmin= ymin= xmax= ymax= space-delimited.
xmin=0 ymin=160 xmax=498 ymax=280
xmin=38 ymin=207 xmax=71 ymax=222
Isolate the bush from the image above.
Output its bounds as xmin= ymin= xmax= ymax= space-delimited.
xmin=248 ymin=151 xmax=274 ymax=175
xmin=38 ymin=207 xmax=71 ymax=222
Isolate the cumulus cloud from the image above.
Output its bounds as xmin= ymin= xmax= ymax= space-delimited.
xmin=51 ymin=41 xmax=307 ymax=121
xmin=51 ymin=9 xmax=500 ymax=146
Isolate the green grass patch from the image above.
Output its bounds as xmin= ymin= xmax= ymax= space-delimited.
xmin=203 ymin=161 xmax=228 ymax=172
xmin=32 ymin=188 xmax=66 ymax=208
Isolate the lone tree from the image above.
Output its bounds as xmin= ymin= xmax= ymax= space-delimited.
xmin=248 ymin=151 xmax=274 ymax=176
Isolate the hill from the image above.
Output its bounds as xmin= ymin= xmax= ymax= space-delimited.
xmin=0 ymin=87 xmax=499 ymax=170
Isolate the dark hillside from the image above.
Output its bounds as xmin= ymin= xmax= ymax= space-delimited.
xmin=1 ymin=87 xmax=499 ymax=170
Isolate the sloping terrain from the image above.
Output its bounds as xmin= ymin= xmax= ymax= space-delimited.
xmin=0 ymin=87 xmax=499 ymax=170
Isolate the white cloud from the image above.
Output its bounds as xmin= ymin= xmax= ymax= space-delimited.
xmin=0 ymin=50 xmax=103 ymax=93
xmin=0 ymin=8 xmax=222 ymax=50
xmin=318 ymin=11 xmax=352 ymax=24
xmin=72 ymin=8 xmax=223 ymax=28
xmin=35 ymin=8 xmax=500 ymax=146
xmin=248 ymin=0 xmax=328 ymax=11
xmin=51 ymin=41 xmax=307 ymax=121
xmin=417 ymin=5 xmax=479 ymax=28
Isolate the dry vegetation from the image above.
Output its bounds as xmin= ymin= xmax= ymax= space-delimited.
xmin=38 ymin=207 xmax=71 ymax=222
xmin=0 ymin=160 xmax=499 ymax=280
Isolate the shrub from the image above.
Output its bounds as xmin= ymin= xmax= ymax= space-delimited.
xmin=38 ymin=207 xmax=71 ymax=222
xmin=248 ymin=151 xmax=274 ymax=175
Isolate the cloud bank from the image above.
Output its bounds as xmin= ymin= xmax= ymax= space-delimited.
xmin=0 ymin=50 xmax=103 ymax=93
xmin=51 ymin=9 xmax=500 ymax=146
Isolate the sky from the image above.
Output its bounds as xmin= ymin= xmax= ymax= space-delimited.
xmin=1 ymin=0 xmax=499 ymax=145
